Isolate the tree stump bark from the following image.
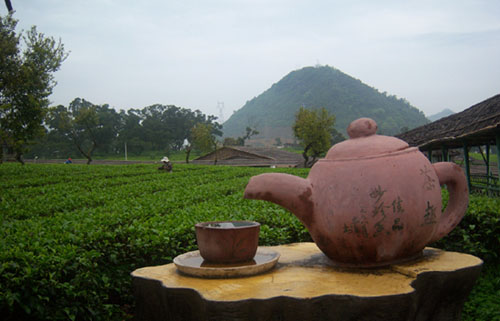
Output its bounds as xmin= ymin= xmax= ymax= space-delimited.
xmin=131 ymin=242 xmax=482 ymax=321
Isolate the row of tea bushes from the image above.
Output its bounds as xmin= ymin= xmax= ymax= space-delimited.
xmin=0 ymin=163 xmax=310 ymax=320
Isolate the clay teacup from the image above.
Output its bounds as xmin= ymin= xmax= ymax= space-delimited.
xmin=195 ymin=221 xmax=260 ymax=264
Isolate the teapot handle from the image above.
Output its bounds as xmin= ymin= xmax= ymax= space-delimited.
xmin=429 ymin=162 xmax=469 ymax=243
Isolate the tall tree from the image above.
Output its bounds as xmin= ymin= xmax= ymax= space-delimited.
xmin=242 ymin=126 xmax=259 ymax=143
xmin=0 ymin=14 xmax=67 ymax=164
xmin=330 ymin=127 xmax=345 ymax=145
xmin=292 ymin=107 xmax=335 ymax=167
xmin=138 ymin=104 xmax=222 ymax=155
xmin=117 ymin=109 xmax=149 ymax=156
xmin=30 ymin=100 xmax=222 ymax=160
xmin=223 ymin=126 xmax=259 ymax=146
xmin=94 ymin=103 xmax=122 ymax=154
xmin=46 ymin=99 xmax=108 ymax=164
xmin=184 ymin=111 xmax=222 ymax=163
xmin=190 ymin=123 xmax=220 ymax=164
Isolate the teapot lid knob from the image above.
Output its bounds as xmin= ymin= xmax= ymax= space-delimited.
xmin=326 ymin=117 xmax=409 ymax=159
xmin=347 ymin=118 xmax=377 ymax=138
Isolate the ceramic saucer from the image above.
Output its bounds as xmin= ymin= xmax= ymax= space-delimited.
xmin=173 ymin=247 xmax=280 ymax=278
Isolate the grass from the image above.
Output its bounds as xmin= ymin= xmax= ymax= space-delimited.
xmin=469 ymin=152 xmax=498 ymax=164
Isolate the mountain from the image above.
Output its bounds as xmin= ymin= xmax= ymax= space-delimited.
xmin=223 ymin=66 xmax=429 ymax=143
xmin=428 ymin=108 xmax=455 ymax=122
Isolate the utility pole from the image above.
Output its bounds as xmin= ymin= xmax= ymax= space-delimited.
xmin=217 ymin=101 xmax=225 ymax=123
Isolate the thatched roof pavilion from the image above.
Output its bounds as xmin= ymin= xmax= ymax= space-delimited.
xmin=397 ymin=94 xmax=500 ymax=150
xmin=396 ymin=94 xmax=500 ymax=193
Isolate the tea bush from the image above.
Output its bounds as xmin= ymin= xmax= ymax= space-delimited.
xmin=432 ymin=191 xmax=500 ymax=321
xmin=433 ymin=191 xmax=500 ymax=263
xmin=0 ymin=163 xmax=310 ymax=320
xmin=461 ymin=265 xmax=500 ymax=321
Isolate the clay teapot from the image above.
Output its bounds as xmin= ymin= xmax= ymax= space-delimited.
xmin=244 ymin=118 xmax=468 ymax=267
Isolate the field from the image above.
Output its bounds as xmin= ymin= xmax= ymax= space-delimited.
xmin=0 ymin=163 xmax=311 ymax=320
xmin=1 ymin=163 xmax=499 ymax=320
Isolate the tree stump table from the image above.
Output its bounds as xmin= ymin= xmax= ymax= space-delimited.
xmin=131 ymin=243 xmax=482 ymax=321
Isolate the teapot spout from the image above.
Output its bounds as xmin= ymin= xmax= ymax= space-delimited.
xmin=244 ymin=173 xmax=314 ymax=228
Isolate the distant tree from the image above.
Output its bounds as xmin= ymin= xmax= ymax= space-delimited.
xmin=223 ymin=137 xmax=239 ymax=146
xmin=0 ymin=14 xmax=67 ymax=164
xmin=38 ymin=100 xmax=222 ymax=162
xmin=190 ymin=123 xmax=220 ymax=164
xmin=137 ymin=105 xmax=220 ymax=154
xmin=330 ymin=127 xmax=345 ymax=145
xmin=399 ymin=126 xmax=409 ymax=134
xmin=292 ymin=107 xmax=335 ymax=167
xmin=183 ymin=112 xmax=221 ymax=163
xmin=30 ymin=100 xmax=122 ymax=160
xmin=131 ymin=104 xmax=222 ymax=161
xmin=116 ymin=108 xmax=151 ymax=156
xmin=46 ymin=99 xmax=117 ymax=164
xmin=242 ymin=126 xmax=259 ymax=142
xmin=41 ymin=104 xmax=78 ymax=158
xmin=95 ymin=103 xmax=122 ymax=154
xmin=223 ymin=126 xmax=259 ymax=147
xmin=191 ymin=123 xmax=216 ymax=154
xmin=139 ymin=104 xmax=175 ymax=152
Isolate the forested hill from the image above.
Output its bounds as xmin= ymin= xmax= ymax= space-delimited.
xmin=223 ymin=66 xmax=429 ymax=140
xmin=428 ymin=108 xmax=455 ymax=121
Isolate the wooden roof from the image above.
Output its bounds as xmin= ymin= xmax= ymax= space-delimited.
xmin=192 ymin=146 xmax=303 ymax=167
xmin=396 ymin=94 xmax=500 ymax=150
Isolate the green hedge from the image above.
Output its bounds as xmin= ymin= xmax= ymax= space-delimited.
xmin=431 ymin=191 xmax=500 ymax=321
xmin=433 ymin=191 xmax=500 ymax=263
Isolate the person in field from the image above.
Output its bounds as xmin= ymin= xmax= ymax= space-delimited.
xmin=158 ymin=156 xmax=172 ymax=172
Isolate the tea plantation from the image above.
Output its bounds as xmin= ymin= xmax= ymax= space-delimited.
xmin=0 ymin=163 xmax=498 ymax=320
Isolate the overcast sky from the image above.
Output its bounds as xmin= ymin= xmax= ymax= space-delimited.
xmin=5 ymin=0 xmax=500 ymax=121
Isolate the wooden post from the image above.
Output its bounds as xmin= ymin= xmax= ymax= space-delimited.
xmin=486 ymin=144 xmax=490 ymax=193
xmin=486 ymin=144 xmax=490 ymax=175
xmin=496 ymin=133 xmax=500 ymax=183
xmin=5 ymin=0 xmax=13 ymax=13
xmin=441 ymin=146 xmax=449 ymax=162
xmin=463 ymin=143 xmax=471 ymax=192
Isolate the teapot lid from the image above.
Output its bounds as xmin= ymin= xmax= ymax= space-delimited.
xmin=325 ymin=118 xmax=409 ymax=160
